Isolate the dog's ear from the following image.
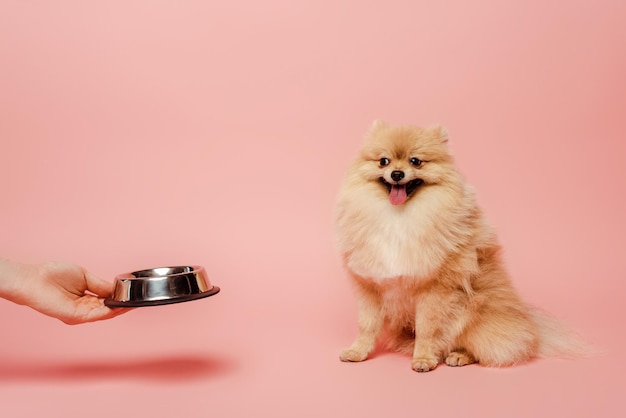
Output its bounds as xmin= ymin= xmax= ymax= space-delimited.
xmin=369 ymin=119 xmax=389 ymax=134
xmin=430 ymin=125 xmax=449 ymax=143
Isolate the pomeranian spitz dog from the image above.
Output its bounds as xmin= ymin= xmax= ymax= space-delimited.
xmin=335 ymin=121 xmax=585 ymax=372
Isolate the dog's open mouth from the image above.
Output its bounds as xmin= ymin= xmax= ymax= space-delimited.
xmin=379 ymin=177 xmax=424 ymax=205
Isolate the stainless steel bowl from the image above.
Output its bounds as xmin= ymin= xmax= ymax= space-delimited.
xmin=104 ymin=265 xmax=220 ymax=307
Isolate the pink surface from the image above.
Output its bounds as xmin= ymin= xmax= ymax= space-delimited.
xmin=1 ymin=1 xmax=625 ymax=417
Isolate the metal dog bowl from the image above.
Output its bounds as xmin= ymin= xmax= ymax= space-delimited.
xmin=104 ymin=265 xmax=220 ymax=308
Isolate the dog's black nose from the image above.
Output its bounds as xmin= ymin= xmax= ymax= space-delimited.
xmin=391 ymin=170 xmax=405 ymax=182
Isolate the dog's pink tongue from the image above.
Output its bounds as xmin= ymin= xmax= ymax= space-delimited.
xmin=389 ymin=184 xmax=408 ymax=205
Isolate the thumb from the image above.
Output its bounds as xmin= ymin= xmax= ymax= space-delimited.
xmin=82 ymin=268 xmax=115 ymax=298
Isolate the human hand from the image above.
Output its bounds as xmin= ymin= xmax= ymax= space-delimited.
xmin=0 ymin=260 xmax=131 ymax=324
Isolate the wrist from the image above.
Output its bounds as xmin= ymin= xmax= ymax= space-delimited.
xmin=0 ymin=259 xmax=34 ymax=304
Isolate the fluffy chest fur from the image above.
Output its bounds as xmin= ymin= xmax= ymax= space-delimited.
xmin=336 ymin=181 xmax=477 ymax=283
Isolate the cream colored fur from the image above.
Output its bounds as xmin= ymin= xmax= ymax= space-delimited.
xmin=335 ymin=121 xmax=586 ymax=372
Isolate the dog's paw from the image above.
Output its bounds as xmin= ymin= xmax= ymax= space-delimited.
xmin=445 ymin=351 xmax=475 ymax=367
xmin=411 ymin=356 xmax=439 ymax=373
xmin=340 ymin=348 xmax=369 ymax=362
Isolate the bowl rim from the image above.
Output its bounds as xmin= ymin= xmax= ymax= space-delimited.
xmin=114 ymin=265 xmax=205 ymax=281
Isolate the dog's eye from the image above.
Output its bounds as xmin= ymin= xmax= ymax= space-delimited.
xmin=409 ymin=157 xmax=423 ymax=167
xmin=379 ymin=158 xmax=390 ymax=167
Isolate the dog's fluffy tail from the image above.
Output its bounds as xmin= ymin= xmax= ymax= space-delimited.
xmin=530 ymin=308 xmax=596 ymax=359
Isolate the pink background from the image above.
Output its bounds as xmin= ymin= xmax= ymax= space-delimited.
xmin=1 ymin=1 xmax=625 ymax=417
